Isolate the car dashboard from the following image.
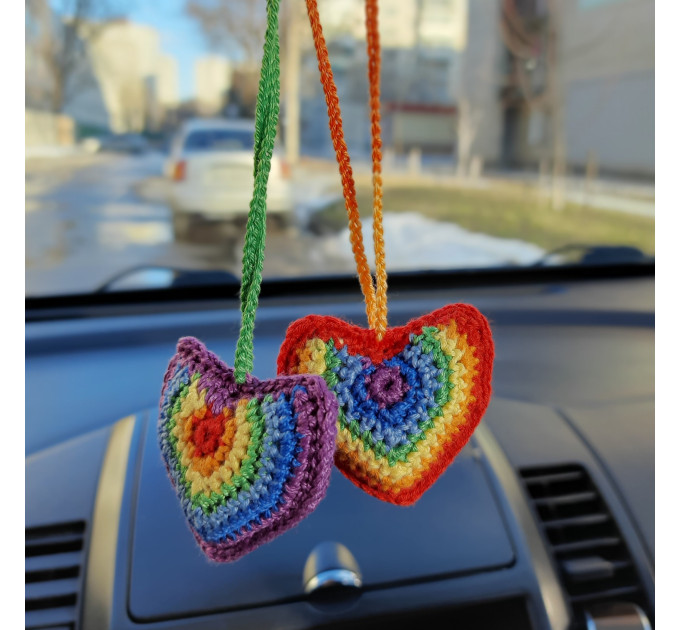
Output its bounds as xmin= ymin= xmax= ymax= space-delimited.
xmin=25 ymin=266 xmax=654 ymax=630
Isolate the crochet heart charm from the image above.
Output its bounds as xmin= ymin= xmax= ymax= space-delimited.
xmin=158 ymin=337 xmax=338 ymax=562
xmin=277 ymin=304 xmax=494 ymax=506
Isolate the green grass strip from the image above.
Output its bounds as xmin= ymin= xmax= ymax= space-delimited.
xmin=314 ymin=182 xmax=654 ymax=255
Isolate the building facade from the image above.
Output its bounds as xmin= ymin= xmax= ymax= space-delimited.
xmin=465 ymin=0 xmax=654 ymax=177
xmin=195 ymin=56 xmax=233 ymax=116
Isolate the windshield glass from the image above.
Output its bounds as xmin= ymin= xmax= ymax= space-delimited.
xmin=25 ymin=0 xmax=654 ymax=297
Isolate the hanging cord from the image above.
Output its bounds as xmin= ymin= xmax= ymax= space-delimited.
xmin=305 ymin=0 xmax=386 ymax=333
xmin=234 ymin=0 xmax=281 ymax=383
xmin=365 ymin=0 xmax=388 ymax=337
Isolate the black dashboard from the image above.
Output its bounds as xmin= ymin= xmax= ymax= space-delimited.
xmin=25 ymin=265 xmax=654 ymax=629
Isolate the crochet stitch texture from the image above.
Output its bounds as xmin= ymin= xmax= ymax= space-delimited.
xmin=278 ymin=304 xmax=494 ymax=505
xmin=159 ymin=337 xmax=338 ymax=562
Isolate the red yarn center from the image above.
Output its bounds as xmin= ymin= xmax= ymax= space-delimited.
xmin=190 ymin=409 xmax=225 ymax=457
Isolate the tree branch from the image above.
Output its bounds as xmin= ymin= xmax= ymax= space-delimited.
xmin=185 ymin=0 xmax=267 ymax=64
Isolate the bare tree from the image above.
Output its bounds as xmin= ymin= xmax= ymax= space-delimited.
xmin=185 ymin=0 xmax=298 ymax=143
xmin=499 ymin=0 xmax=567 ymax=208
xmin=185 ymin=0 xmax=268 ymax=65
xmin=25 ymin=0 xmax=124 ymax=113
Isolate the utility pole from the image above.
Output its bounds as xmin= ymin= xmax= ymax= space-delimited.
xmin=285 ymin=0 xmax=303 ymax=167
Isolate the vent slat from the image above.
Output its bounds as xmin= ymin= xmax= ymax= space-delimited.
xmin=25 ymin=605 xmax=77 ymax=628
xmin=523 ymin=470 xmax=585 ymax=485
xmin=26 ymin=565 xmax=80 ymax=584
xmin=26 ymin=531 xmax=84 ymax=547
xmin=26 ymin=592 xmax=77 ymax=612
xmin=25 ymin=522 xmax=85 ymax=630
xmin=26 ymin=521 xmax=85 ymax=541
xmin=551 ymin=537 xmax=623 ymax=555
xmin=26 ymin=551 xmax=83 ymax=573
xmin=541 ymin=513 xmax=610 ymax=529
xmin=26 ymin=577 xmax=80 ymax=600
xmin=26 ymin=537 xmax=84 ymax=558
xmin=519 ymin=465 xmax=650 ymax=628
xmin=569 ymin=585 xmax=641 ymax=604
xmin=561 ymin=557 xmax=632 ymax=583
xmin=533 ymin=491 xmax=598 ymax=506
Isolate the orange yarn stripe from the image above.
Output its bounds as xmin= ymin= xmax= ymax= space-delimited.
xmin=305 ymin=0 xmax=388 ymax=336
xmin=365 ymin=0 xmax=387 ymax=337
xmin=305 ymin=0 xmax=376 ymax=329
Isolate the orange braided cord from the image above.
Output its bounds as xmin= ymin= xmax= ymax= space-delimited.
xmin=365 ymin=0 xmax=387 ymax=337
xmin=305 ymin=0 xmax=377 ymax=328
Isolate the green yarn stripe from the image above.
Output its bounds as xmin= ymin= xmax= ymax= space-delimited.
xmin=191 ymin=397 xmax=268 ymax=513
xmin=234 ymin=0 xmax=281 ymax=383
xmin=166 ymin=375 xmax=270 ymax=513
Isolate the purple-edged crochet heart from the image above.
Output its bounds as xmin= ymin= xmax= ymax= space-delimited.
xmin=158 ymin=337 xmax=338 ymax=562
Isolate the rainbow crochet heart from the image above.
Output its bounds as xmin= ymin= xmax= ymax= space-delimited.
xmin=158 ymin=337 xmax=338 ymax=562
xmin=277 ymin=304 xmax=494 ymax=506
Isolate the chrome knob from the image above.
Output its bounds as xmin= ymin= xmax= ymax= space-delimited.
xmin=584 ymin=602 xmax=652 ymax=630
xmin=302 ymin=542 xmax=362 ymax=599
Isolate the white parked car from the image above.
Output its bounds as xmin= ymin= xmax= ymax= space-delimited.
xmin=165 ymin=118 xmax=293 ymax=240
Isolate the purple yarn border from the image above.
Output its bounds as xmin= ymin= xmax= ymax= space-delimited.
xmin=159 ymin=337 xmax=338 ymax=562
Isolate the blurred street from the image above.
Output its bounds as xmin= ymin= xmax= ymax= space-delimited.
xmin=27 ymin=152 xmax=173 ymax=295
xmin=26 ymin=149 xmax=656 ymax=297
xmin=25 ymin=151 xmax=349 ymax=296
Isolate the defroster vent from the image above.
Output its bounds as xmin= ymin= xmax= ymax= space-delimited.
xmin=25 ymin=521 xmax=86 ymax=630
xmin=519 ymin=465 xmax=651 ymax=628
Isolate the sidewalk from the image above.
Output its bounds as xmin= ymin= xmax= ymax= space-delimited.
xmin=487 ymin=170 xmax=654 ymax=218
xmin=301 ymin=156 xmax=655 ymax=218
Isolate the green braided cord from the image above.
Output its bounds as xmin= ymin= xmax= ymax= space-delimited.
xmin=234 ymin=0 xmax=281 ymax=383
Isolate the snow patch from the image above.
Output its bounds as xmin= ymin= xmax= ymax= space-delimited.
xmin=320 ymin=212 xmax=545 ymax=269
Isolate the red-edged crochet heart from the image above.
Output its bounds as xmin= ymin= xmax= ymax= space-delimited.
xmin=277 ymin=304 xmax=494 ymax=505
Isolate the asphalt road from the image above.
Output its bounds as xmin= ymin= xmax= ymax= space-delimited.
xmin=25 ymin=152 xmax=347 ymax=297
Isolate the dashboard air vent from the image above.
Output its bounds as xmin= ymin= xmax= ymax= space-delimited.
xmin=519 ymin=465 xmax=650 ymax=628
xmin=25 ymin=521 xmax=86 ymax=630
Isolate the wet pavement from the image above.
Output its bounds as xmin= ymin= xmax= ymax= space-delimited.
xmin=25 ymin=152 xmax=348 ymax=296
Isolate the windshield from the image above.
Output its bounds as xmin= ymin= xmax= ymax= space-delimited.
xmin=25 ymin=0 xmax=654 ymax=297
